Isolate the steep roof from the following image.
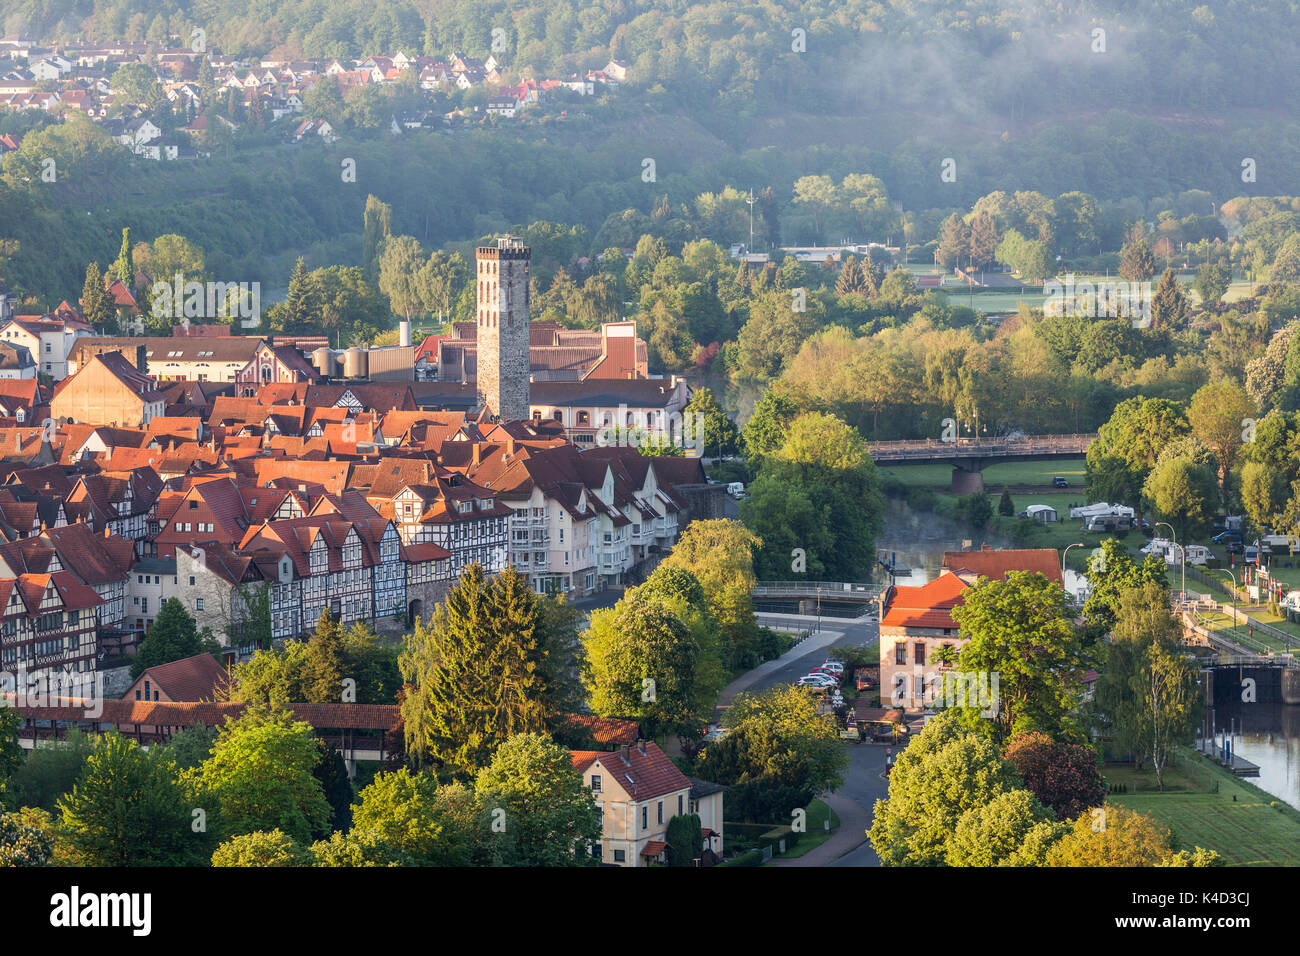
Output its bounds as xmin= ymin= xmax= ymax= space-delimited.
xmin=879 ymin=571 xmax=970 ymax=631
xmin=129 ymin=653 xmax=230 ymax=702
xmin=569 ymin=741 xmax=691 ymax=801
xmin=941 ymin=547 xmax=1064 ymax=585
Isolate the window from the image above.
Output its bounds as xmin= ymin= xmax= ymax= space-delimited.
xmin=590 ymin=774 xmax=601 ymax=793
xmin=895 ymin=643 xmax=906 ymax=665
xmin=657 ymin=801 xmax=663 ymax=824
xmin=188 ymin=576 xmax=195 ymax=586
xmin=914 ymin=643 xmax=925 ymax=665
xmin=678 ymin=795 xmax=683 ymax=815
xmin=613 ymin=849 xmax=625 ymax=863
xmin=641 ymin=806 xmax=648 ymax=830
xmin=195 ymin=598 xmax=204 ymax=612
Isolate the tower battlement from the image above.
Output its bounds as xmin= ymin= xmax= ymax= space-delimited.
xmin=475 ymin=236 xmax=531 ymax=421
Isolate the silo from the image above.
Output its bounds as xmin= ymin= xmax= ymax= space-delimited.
xmin=399 ymin=320 xmax=411 ymax=348
xmin=343 ymin=346 xmax=368 ymax=379
xmin=311 ymin=347 xmax=336 ymax=378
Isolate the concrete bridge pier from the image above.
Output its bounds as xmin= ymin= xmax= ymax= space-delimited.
xmin=951 ymin=466 xmax=984 ymax=494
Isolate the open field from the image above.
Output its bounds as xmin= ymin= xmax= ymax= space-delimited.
xmin=1106 ymin=756 xmax=1300 ymax=866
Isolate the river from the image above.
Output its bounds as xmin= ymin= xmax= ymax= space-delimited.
xmin=880 ymin=501 xmax=1300 ymax=808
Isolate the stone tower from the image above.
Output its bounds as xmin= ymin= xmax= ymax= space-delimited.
xmin=475 ymin=235 xmax=531 ymax=420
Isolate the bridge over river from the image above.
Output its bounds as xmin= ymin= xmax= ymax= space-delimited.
xmin=867 ymin=433 xmax=1096 ymax=492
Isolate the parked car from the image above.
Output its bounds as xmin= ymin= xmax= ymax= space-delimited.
xmin=818 ymin=661 xmax=845 ymax=673
xmin=797 ymin=674 xmax=838 ymax=688
xmin=1053 ymin=476 xmax=1069 ymax=488
xmin=726 ymin=482 xmax=745 ymax=499
xmin=1212 ymin=530 xmax=1242 ymax=544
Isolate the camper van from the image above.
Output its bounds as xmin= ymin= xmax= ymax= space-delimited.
xmin=727 ymin=482 xmax=745 ymax=499
xmin=1085 ymin=513 xmax=1132 ymax=532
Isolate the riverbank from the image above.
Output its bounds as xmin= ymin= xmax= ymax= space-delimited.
xmin=1105 ymin=752 xmax=1300 ymax=866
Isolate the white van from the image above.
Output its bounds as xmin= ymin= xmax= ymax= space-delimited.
xmin=727 ymin=482 xmax=745 ymax=499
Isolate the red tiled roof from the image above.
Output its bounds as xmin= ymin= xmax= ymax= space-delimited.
xmin=130 ymin=653 xmax=230 ymax=702
xmin=641 ymin=840 xmax=667 ymax=857
xmin=879 ymin=571 xmax=970 ymax=631
xmin=569 ymin=741 xmax=691 ymax=801
xmin=942 ymin=548 xmax=1064 ymax=585
xmin=557 ymin=714 xmax=640 ymax=747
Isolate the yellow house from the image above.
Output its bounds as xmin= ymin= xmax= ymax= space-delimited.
xmin=50 ymin=352 xmax=165 ymax=427
xmin=571 ymin=740 xmax=702 ymax=867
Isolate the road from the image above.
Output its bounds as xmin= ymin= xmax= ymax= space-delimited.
xmin=747 ymin=611 xmax=889 ymax=866
xmin=572 ymin=571 xmax=890 ymax=865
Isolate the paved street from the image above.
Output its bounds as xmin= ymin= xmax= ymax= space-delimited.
xmin=744 ymin=611 xmax=888 ymax=866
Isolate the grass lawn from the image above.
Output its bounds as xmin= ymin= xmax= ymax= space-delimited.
xmin=1106 ymin=755 xmax=1300 ymax=866
xmin=777 ymin=798 xmax=840 ymax=859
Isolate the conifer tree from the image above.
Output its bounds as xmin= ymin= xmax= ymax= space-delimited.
xmin=81 ymin=261 xmax=115 ymax=332
xmin=302 ymin=609 xmax=347 ymax=703
xmin=397 ymin=565 xmax=548 ymax=776
xmin=113 ymin=227 xmax=134 ymax=289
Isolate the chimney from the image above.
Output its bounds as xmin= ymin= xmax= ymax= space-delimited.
xmin=471 ymin=443 xmax=481 ymax=467
xmin=636 ymin=738 xmax=647 ymax=756
xmin=135 ymin=344 xmax=148 ymax=375
xmin=619 ymin=744 xmax=630 ymax=763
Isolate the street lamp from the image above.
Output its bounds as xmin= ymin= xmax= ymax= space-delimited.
xmin=1221 ymin=567 xmax=1238 ymax=639
xmin=1062 ymin=542 xmax=1085 ymax=578
xmin=816 ymin=585 xmax=822 ymax=635
xmin=1155 ymin=521 xmax=1185 ymax=601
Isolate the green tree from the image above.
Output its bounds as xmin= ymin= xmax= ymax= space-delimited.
xmin=0 ymin=811 xmax=54 ymax=866
xmin=377 ymin=234 xmax=426 ymax=321
xmin=187 ymin=707 xmax=332 ymax=844
xmin=350 ymin=767 xmax=483 ymax=865
xmin=868 ymin=710 xmax=1023 ymax=866
xmin=998 ymin=487 xmax=1014 ymax=516
xmin=685 ymin=386 xmax=739 ymax=458
xmin=1045 ymin=805 xmax=1219 ymax=866
xmin=301 ymin=609 xmax=347 ymax=703
xmin=80 ymin=261 xmax=115 ymax=332
xmin=658 ymin=519 xmax=763 ymax=667
xmin=1193 ymin=263 xmax=1231 ymax=304
xmin=1188 ymin=380 xmax=1256 ymax=506
xmin=1120 ymin=237 xmax=1158 ymax=282
xmin=741 ymin=387 xmax=800 ymax=465
xmin=474 ymin=733 xmax=601 ymax=867
xmin=129 ymin=598 xmax=205 ymax=679
xmin=58 ymin=733 xmax=207 ymax=866
xmin=665 ymin=812 xmax=703 ymax=866
xmin=211 ymin=829 xmax=315 ymax=866
xmin=1086 ymin=396 xmax=1190 ymax=527
xmin=583 ymin=591 xmax=701 ymax=738
xmin=113 ymin=226 xmax=134 ymax=288
xmin=8 ymin=727 xmax=93 ymax=811
xmin=1083 ymin=539 xmax=1170 ymax=636
xmin=945 ymin=788 xmax=1065 ymax=867
xmin=1098 ymin=582 xmax=1202 ymax=790
xmin=362 ymin=194 xmax=393 ymax=278
xmin=950 ymin=572 xmax=1090 ymax=743
xmin=397 ymin=565 xmax=549 ymax=776
xmin=1149 ymin=269 xmax=1188 ymax=330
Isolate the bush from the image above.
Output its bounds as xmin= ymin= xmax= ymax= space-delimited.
xmin=907 ymin=487 xmax=940 ymax=511
xmin=726 ymin=848 xmax=764 ymax=866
